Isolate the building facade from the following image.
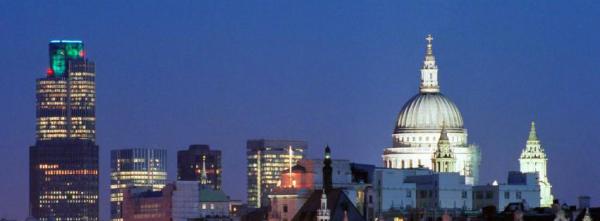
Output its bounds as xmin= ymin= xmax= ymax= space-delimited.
xmin=29 ymin=40 xmax=99 ymax=221
xmin=247 ymin=139 xmax=307 ymax=208
xmin=519 ymin=122 xmax=554 ymax=207
xmin=122 ymin=186 xmax=174 ymax=221
xmin=472 ymin=172 xmax=541 ymax=211
xmin=268 ymin=164 xmax=314 ymax=221
xmin=177 ymin=144 xmax=222 ymax=190
xmin=171 ymin=181 xmax=232 ymax=221
xmin=110 ymin=148 xmax=167 ymax=221
xmin=382 ymin=35 xmax=480 ymax=185
xmin=37 ymin=40 xmax=95 ymax=142
xmin=29 ymin=140 xmax=99 ymax=221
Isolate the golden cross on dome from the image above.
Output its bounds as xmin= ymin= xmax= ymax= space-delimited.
xmin=426 ymin=34 xmax=434 ymax=45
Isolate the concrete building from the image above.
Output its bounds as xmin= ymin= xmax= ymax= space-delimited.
xmin=172 ymin=181 xmax=232 ymax=221
xmin=122 ymin=186 xmax=174 ymax=221
xmin=406 ymin=172 xmax=472 ymax=210
xmin=473 ymin=172 xmax=541 ymax=211
xmin=372 ymin=167 xmax=474 ymax=220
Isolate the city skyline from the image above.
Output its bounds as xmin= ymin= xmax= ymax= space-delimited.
xmin=2 ymin=1 xmax=600 ymax=220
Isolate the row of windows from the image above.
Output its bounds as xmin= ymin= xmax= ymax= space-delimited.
xmin=397 ymin=135 xmax=464 ymax=143
xmin=474 ymin=191 xmax=522 ymax=199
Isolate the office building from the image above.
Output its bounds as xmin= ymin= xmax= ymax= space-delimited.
xmin=29 ymin=40 xmax=99 ymax=221
xmin=37 ymin=40 xmax=95 ymax=142
xmin=247 ymin=139 xmax=307 ymax=208
xmin=122 ymin=186 xmax=174 ymax=221
xmin=473 ymin=172 xmax=541 ymax=211
xmin=177 ymin=144 xmax=222 ymax=190
xmin=110 ymin=148 xmax=167 ymax=221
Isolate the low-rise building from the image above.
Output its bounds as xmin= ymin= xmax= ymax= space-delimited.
xmin=268 ymin=164 xmax=314 ymax=221
xmin=122 ymin=186 xmax=173 ymax=221
xmin=172 ymin=181 xmax=231 ymax=220
xmin=473 ymin=171 xmax=540 ymax=211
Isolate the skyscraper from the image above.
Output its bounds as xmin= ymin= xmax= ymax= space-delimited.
xmin=519 ymin=121 xmax=554 ymax=207
xmin=29 ymin=40 xmax=99 ymax=221
xmin=110 ymin=148 xmax=168 ymax=221
xmin=246 ymin=139 xmax=307 ymax=208
xmin=177 ymin=144 xmax=222 ymax=190
xmin=38 ymin=40 xmax=95 ymax=141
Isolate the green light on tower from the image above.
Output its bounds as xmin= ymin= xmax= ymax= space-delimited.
xmin=49 ymin=40 xmax=84 ymax=77
xmin=52 ymin=49 xmax=66 ymax=76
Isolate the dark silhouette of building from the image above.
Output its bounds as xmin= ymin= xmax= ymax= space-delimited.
xmin=29 ymin=40 xmax=98 ymax=221
xmin=30 ymin=140 xmax=98 ymax=221
xmin=292 ymin=189 xmax=366 ymax=221
xmin=177 ymin=144 xmax=222 ymax=190
xmin=323 ymin=146 xmax=333 ymax=192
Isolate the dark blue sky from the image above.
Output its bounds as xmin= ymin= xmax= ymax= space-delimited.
xmin=1 ymin=1 xmax=600 ymax=220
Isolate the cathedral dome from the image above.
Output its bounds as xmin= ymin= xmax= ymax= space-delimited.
xmin=394 ymin=34 xmax=464 ymax=132
xmin=395 ymin=93 xmax=463 ymax=131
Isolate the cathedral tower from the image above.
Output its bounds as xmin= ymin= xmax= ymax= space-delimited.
xmin=519 ymin=121 xmax=554 ymax=207
xmin=432 ymin=125 xmax=456 ymax=173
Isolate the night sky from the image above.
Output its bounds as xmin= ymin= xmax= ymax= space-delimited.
xmin=1 ymin=1 xmax=600 ymax=220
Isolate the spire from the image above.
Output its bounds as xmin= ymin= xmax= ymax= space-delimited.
xmin=439 ymin=122 xmax=449 ymax=142
xmin=200 ymin=155 xmax=208 ymax=185
xmin=528 ymin=121 xmax=538 ymax=141
xmin=317 ymin=189 xmax=331 ymax=221
xmin=583 ymin=208 xmax=592 ymax=221
xmin=433 ymin=122 xmax=455 ymax=172
xmin=420 ymin=34 xmax=440 ymax=93
xmin=426 ymin=34 xmax=434 ymax=56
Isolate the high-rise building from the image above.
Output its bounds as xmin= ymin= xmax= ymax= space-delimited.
xmin=29 ymin=40 xmax=99 ymax=221
xmin=382 ymin=35 xmax=480 ymax=185
xmin=519 ymin=121 xmax=554 ymax=207
xmin=177 ymin=144 xmax=222 ymax=190
xmin=37 ymin=40 xmax=95 ymax=141
xmin=246 ymin=139 xmax=307 ymax=208
xmin=110 ymin=148 xmax=167 ymax=221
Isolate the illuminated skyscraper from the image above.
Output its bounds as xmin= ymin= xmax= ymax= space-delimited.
xmin=177 ymin=144 xmax=222 ymax=190
xmin=110 ymin=148 xmax=167 ymax=221
xmin=37 ymin=40 xmax=95 ymax=141
xmin=29 ymin=40 xmax=99 ymax=221
xmin=246 ymin=139 xmax=306 ymax=208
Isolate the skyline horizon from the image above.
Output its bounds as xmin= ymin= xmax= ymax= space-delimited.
xmin=2 ymin=1 xmax=600 ymax=220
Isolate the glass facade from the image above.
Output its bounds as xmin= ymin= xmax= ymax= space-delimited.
xmin=29 ymin=140 xmax=99 ymax=221
xmin=177 ymin=144 xmax=222 ymax=190
xmin=246 ymin=139 xmax=306 ymax=208
xmin=37 ymin=41 xmax=95 ymax=142
xmin=110 ymin=148 xmax=168 ymax=221
xmin=30 ymin=40 xmax=99 ymax=221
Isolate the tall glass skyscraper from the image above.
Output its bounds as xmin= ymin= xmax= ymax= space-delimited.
xmin=110 ymin=148 xmax=167 ymax=221
xmin=246 ymin=139 xmax=306 ymax=208
xmin=29 ymin=40 xmax=99 ymax=221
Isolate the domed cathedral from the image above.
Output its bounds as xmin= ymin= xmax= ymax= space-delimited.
xmin=382 ymin=35 xmax=481 ymax=185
